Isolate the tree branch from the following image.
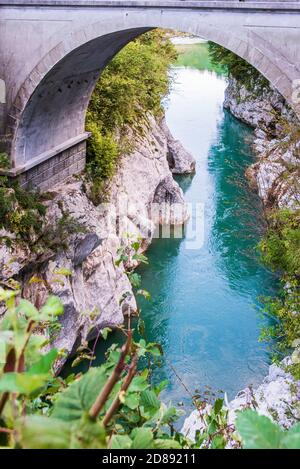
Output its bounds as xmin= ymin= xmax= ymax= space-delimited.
xmin=103 ymin=353 xmax=138 ymax=427
xmin=88 ymin=331 xmax=132 ymax=421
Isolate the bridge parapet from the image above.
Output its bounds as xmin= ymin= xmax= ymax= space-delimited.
xmin=1 ymin=1 xmax=300 ymax=8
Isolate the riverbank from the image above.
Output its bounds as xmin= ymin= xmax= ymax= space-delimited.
xmin=224 ymin=77 xmax=300 ymax=209
xmin=182 ymin=63 xmax=300 ymax=437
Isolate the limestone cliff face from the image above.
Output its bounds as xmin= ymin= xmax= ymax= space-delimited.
xmin=224 ymin=77 xmax=295 ymax=131
xmin=224 ymin=77 xmax=300 ymax=209
xmin=224 ymin=78 xmax=300 ymax=422
xmin=0 ymin=114 xmax=195 ymax=366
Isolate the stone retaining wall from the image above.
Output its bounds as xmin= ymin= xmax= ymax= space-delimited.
xmin=17 ymin=140 xmax=86 ymax=191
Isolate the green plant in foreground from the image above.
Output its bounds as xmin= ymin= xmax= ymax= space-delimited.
xmin=236 ymin=410 xmax=300 ymax=449
xmin=0 ymin=286 xmax=299 ymax=449
xmin=0 ymin=287 xmax=184 ymax=449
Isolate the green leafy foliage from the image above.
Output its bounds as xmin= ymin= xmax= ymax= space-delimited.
xmin=0 ymin=152 xmax=10 ymax=170
xmin=88 ymin=30 xmax=177 ymax=134
xmin=17 ymin=415 xmax=73 ymax=449
xmin=0 ymin=290 xmax=299 ymax=449
xmin=0 ymin=290 xmax=183 ymax=449
xmin=259 ymin=209 xmax=300 ymax=278
xmin=115 ymin=237 xmax=150 ymax=297
xmin=85 ymin=30 xmax=177 ymax=202
xmin=259 ymin=209 xmax=300 ymax=375
xmin=85 ymin=121 xmax=119 ymax=203
xmin=17 ymin=414 xmax=107 ymax=449
xmin=188 ymin=398 xmax=233 ymax=449
xmin=0 ymin=178 xmax=46 ymax=241
xmin=0 ymin=349 xmax=58 ymax=395
xmin=52 ymin=367 xmax=109 ymax=422
xmin=208 ymin=42 xmax=269 ymax=92
xmin=111 ymin=434 xmax=132 ymax=449
xmin=236 ymin=410 xmax=300 ymax=449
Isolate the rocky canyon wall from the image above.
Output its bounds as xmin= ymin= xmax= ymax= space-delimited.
xmin=224 ymin=77 xmax=300 ymax=209
xmin=0 ymin=114 xmax=195 ymax=367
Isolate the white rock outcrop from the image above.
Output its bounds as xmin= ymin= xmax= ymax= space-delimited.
xmin=182 ymin=359 xmax=300 ymax=445
xmin=160 ymin=117 xmax=196 ymax=174
xmin=224 ymin=77 xmax=300 ymax=209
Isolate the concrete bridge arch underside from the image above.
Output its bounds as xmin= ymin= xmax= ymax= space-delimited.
xmin=0 ymin=1 xmax=300 ymax=189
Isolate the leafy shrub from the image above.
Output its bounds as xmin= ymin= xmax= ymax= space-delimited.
xmin=86 ymin=121 xmax=119 ymax=181
xmin=0 ymin=152 xmax=10 ymax=170
xmin=259 ymin=209 xmax=300 ymax=375
xmin=85 ymin=30 xmax=177 ymax=200
xmin=0 ymin=179 xmax=46 ymax=241
xmin=259 ymin=209 xmax=300 ymax=277
xmin=88 ymin=30 xmax=177 ymax=133
xmin=208 ymin=42 xmax=269 ymax=92
xmin=260 ymin=280 xmax=300 ymax=351
xmin=0 ymin=187 xmax=15 ymax=222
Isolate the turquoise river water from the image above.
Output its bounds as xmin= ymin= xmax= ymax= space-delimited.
xmin=135 ymin=64 xmax=278 ymax=408
xmin=65 ymin=54 xmax=278 ymax=414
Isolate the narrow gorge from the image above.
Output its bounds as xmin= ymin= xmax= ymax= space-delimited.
xmin=0 ymin=31 xmax=299 ymax=450
xmin=183 ymin=51 xmax=300 ymax=439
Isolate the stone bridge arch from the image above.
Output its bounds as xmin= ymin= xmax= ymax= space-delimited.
xmin=1 ymin=2 xmax=300 ymax=189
